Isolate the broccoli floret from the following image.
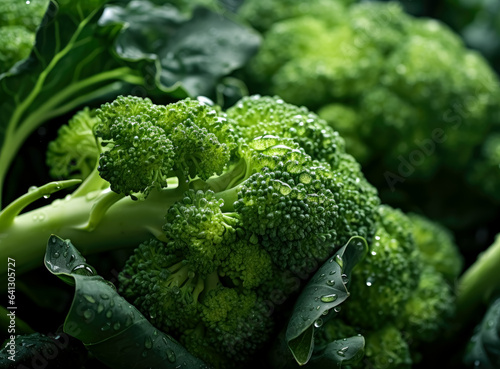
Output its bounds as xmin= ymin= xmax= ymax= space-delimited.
xmin=345 ymin=205 xmax=422 ymax=329
xmin=46 ymin=107 xmax=100 ymax=181
xmin=398 ymin=266 xmax=455 ymax=343
xmin=468 ymin=133 xmax=500 ymax=202
xmin=96 ymin=96 xmax=236 ymax=197
xmin=225 ymin=95 xmax=345 ymax=165
xmin=408 ymin=212 xmax=463 ymax=282
xmin=163 ymin=189 xmax=240 ymax=275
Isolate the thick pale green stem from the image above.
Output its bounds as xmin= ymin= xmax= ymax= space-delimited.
xmin=456 ymin=235 xmax=500 ymax=321
xmin=0 ymin=186 xmax=186 ymax=278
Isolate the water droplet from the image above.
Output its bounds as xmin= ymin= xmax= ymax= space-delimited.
xmin=28 ymin=186 xmax=38 ymax=193
xmin=101 ymin=323 xmax=111 ymax=331
xmin=100 ymin=293 xmax=109 ymax=300
xmin=314 ymin=319 xmax=323 ymax=328
xmin=43 ymin=194 xmax=51 ymax=199
xmin=366 ymin=276 xmax=375 ymax=287
xmin=106 ymin=311 xmax=113 ymax=319
xmin=341 ymin=274 xmax=349 ymax=284
xmin=97 ymin=304 xmax=104 ymax=314
xmin=326 ymin=279 xmax=335 ymax=286
xmin=320 ymin=294 xmax=338 ymax=303
xmin=144 ymin=336 xmax=153 ymax=349
xmin=335 ymin=255 xmax=344 ymax=269
xmin=322 ymin=310 xmax=329 ymax=316
xmin=52 ymin=252 xmax=60 ymax=258
xmin=337 ymin=347 xmax=349 ymax=357
xmin=84 ymin=295 xmax=96 ymax=303
xmin=71 ymin=264 xmax=95 ymax=276
xmin=334 ymin=306 xmax=341 ymax=313
xmin=67 ymin=254 xmax=75 ymax=266
xmin=329 ymin=271 xmax=336 ymax=275
xmin=167 ymin=349 xmax=176 ymax=363
xmin=83 ymin=310 xmax=93 ymax=320
xmin=113 ymin=322 xmax=121 ymax=331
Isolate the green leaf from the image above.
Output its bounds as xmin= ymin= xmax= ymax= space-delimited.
xmin=100 ymin=2 xmax=261 ymax=97
xmin=44 ymin=235 xmax=211 ymax=369
xmin=464 ymin=296 xmax=500 ymax=369
xmin=0 ymin=0 xmax=141 ymax=206
xmin=285 ymin=236 xmax=368 ymax=366
xmin=287 ymin=325 xmax=315 ymax=365
xmin=0 ymin=331 xmax=87 ymax=369
xmin=310 ymin=335 xmax=365 ymax=368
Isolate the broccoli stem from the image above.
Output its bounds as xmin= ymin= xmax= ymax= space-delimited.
xmin=0 ymin=184 xmax=187 ymax=279
xmin=456 ymin=236 xmax=500 ymax=321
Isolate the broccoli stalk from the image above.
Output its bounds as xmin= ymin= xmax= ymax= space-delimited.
xmin=456 ymin=235 xmax=500 ymax=321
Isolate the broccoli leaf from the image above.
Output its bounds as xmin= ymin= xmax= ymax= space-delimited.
xmin=100 ymin=2 xmax=261 ymax=98
xmin=310 ymin=335 xmax=365 ymax=368
xmin=0 ymin=331 xmax=87 ymax=369
xmin=285 ymin=236 xmax=368 ymax=366
xmin=44 ymin=235 xmax=211 ymax=369
xmin=464 ymin=296 xmax=500 ymax=369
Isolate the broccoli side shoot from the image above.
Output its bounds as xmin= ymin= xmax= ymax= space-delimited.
xmin=46 ymin=107 xmax=100 ymax=181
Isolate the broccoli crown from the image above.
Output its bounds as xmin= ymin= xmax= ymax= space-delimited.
xmin=345 ymin=205 xmax=422 ymax=329
xmin=46 ymin=107 xmax=100 ymax=180
xmin=96 ymin=96 xmax=236 ymax=197
xmin=468 ymin=133 xmax=500 ymax=202
xmin=0 ymin=0 xmax=48 ymax=72
xmin=109 ymin=94 xmax=381 ymax=368
xmin=398 ymin=266 xmax=455 ymax=343
xmin=408 ymin=213 xmax=463 ymax=282
xmin=243 ymin=1 xmax=500 ymax=179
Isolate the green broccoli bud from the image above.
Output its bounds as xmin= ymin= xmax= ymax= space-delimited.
xmin=226 ymin=95 xmax=345 ymax=165
xmin=220 ymin=239 xmax=273 ymax=289
xmin=46 ymin=107 xmax=100 ymax=181
xmin=118 ymin=239 xmax=208 ymax=334
xmin=96 ymin=96 xmax=236 ymax=198
xmin=408 ymin=212 xmax=463 ymax=282
xmin=399 ymin=266 xmax=455 ymax=344
xmin=345 ymin=205 xmax=422 ymax=329
xmin=163 ymin=189 xmax=240 ymax=275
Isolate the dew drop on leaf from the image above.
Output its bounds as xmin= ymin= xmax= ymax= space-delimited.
xmin=320 ymin=294 xmax=338 ymax=303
